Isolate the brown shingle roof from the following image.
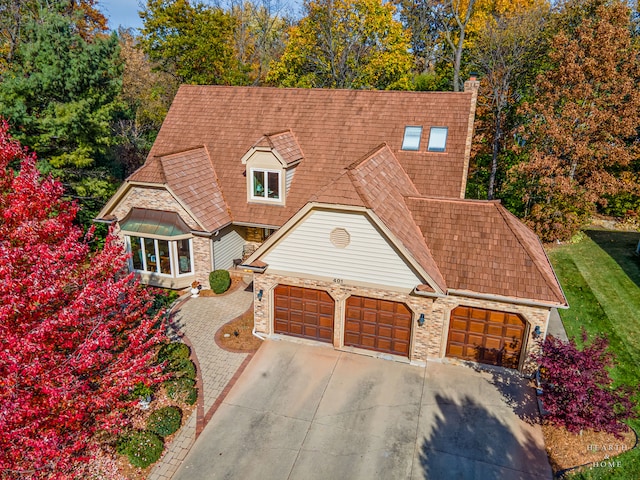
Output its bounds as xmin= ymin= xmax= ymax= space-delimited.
xmin=141 ymin=85 xmax=475 ymax=228
xmin=346 ymin=145 xmax=447 ymax=291
xmin=405 ymin=197 xmax=567 ymax=305
xmin=253 ymin=130 xmax=304 ymax=166
xmin=127 ymin=147 xmax=232 ymax=231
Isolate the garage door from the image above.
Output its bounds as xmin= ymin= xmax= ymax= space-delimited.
xmin=274 ymin=285 xmax=334 ymax=343
xmin=446 ymin=306 xmax=526 ymax=369
xmin=344 ymin=296 xmax=412 ymax=357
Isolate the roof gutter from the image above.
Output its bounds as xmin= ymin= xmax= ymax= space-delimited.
xmin=93 ymin=217 xmax=117 ymax=225
xmin=240 ymin=264 xmax=268 ymax=274
xmin=412 ymin=287 xmax=447 ymax=299
xmin=446 ymin=288 xmax=569 ymax=309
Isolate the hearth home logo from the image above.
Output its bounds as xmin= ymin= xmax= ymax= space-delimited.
xmin=587 ymin=444 xmax=628 ymax=469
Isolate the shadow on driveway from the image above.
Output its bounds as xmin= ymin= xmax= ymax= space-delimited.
xmin=419 ymin=393 xmax=547 ymax=480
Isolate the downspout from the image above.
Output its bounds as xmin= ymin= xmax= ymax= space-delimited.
xmin=252 ymin=326 xmax=268 ymax=341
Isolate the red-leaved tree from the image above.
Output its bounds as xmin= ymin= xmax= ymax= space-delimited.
xmin=537 ymin=331 xmax=635 ymax=437
xmin=0 ymin=121 xmax=167 ymax=478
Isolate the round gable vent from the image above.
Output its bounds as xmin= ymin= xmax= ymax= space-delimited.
xmin=330 ymin=227 xmax=350 ymax=248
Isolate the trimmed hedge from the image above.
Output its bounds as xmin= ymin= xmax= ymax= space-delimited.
xmin=147 ymin=406 xmax=182 ymax=437
xmin=165 ymin=378 xmax=198 ymax=405
xmin=117 ymin=430 xmax=164 ymax=468
xmin=209 ymin=269 xmax=231 ymax=294
xmin=165 ymin=357 xmax=197 ymax=379
xmin=157 ymin=342 xmax=190 ymax=363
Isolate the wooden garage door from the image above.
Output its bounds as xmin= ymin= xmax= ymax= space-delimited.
xmin=344 ymin=296 xmax=412 ymax=357
xmin=274 ymin=285 xmax=334 ymax=343
xmin=446 ymin=306 xmax=526 ymax=369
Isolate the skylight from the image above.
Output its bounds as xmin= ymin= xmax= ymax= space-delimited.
xmin=427 ymin=127 xmax=448 ymax=152
xmin=402 ymin=126 xmax=422 ymax=151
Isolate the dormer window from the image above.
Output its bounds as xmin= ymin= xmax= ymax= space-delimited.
xmin=243 ymin=130 xmax=303 ymax=206
xmin=251 ymin=168 xmax=281 ymax=201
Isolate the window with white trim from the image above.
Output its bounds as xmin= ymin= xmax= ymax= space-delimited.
xmin=251 ymin=168 xmax=281 ymax=200
xmin=427 ymin=127 xmax=448 ymax=152
xmin=127 ymin=236 xmax=194 ymax=277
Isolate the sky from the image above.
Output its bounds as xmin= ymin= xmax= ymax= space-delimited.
xmin=99 ymin=0 xmax=145 ymax=31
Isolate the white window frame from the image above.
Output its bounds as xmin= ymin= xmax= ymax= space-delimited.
xmin=126 ymin=236 xmax=193 ymax=278
xmin=173 ymin=238 xmax=195 ymax=277
xmin=427 ymin=127 xmax=448 ymax=152
xmin=250 ymin=168 xmax=281 ymax=201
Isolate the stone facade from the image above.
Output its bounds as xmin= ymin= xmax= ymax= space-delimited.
xmin=253 ymin=272 xmax=549 ymax=374
xmin=112 ymin=185 xmax=214 ymax=290
xmin=112 ymin=186 xmax=200 ymax=231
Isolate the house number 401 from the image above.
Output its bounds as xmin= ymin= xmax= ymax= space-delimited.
xmin=333 ymin=278 xmax=344 ymax=284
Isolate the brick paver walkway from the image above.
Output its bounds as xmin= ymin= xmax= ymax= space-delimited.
xmin=148 ymin=284 xmax=255 ymax=480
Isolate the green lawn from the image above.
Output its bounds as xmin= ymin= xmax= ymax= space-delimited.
xmin=547 ymin=230 xmax=640 ymax=479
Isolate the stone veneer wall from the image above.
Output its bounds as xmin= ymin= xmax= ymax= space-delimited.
xmin=253 ymin=272 xmax=550 ymax=374
xmin=112 ymin=186 xmax=200 ymax=230
xmin=110 ymin=186 xmax=214 ymax=289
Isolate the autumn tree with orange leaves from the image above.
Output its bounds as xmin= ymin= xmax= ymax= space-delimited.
xmin=512 ymin=0 xmax=640 ymax=241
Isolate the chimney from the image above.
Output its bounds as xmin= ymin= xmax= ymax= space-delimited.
xmin=460 ymin=73 xmax=480 ymax=198
xmin=464 ymin=72 xmax=480 ymax=93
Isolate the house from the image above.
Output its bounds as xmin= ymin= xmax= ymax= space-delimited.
xmin=96 ymin=81 xmax=567 ymax=372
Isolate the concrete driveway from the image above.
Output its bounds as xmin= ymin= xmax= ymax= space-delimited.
xmin=173 ymin=340 xmax=551 ymax=480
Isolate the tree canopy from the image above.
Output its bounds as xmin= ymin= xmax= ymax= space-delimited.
xmin=0 ymin=122 xmax=167 ymax=478
xmin=140 ymin=0 xmax=247 ymax=85
xmin=512 ymin=0 xmax=640 ymax=241
xmin=267 ymin=0 xmax=413 ymax=89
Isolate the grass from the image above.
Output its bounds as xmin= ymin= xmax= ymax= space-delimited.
xmin=547 ymin=229 xmax=640 ymax=479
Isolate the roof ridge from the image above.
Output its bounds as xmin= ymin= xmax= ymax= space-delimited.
xmin=345 ymin=169 xmax=372 ymax=209
xmin=346 ymin=143 xmax=389 ymax=171
xmin=265 ymin=128 xmax=292 ymax=138
xmin=154 ymin=145 xmax=207 ymax=159
xmin=405 ymin=195 xmax=502 ymax=205
xmin=202 ymin=145 xmax=234 ymax=223
xmin=178 ymin=84 xmax=473 ymax=97
xmin=494 ymin=204 xmax=566 ymax=304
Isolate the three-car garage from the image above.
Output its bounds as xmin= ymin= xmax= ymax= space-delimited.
xmin=271 ymin=284 xmax=529 ymax=370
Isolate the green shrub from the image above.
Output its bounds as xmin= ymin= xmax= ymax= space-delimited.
xmin=165 ymin=378 xmax=198 ymax=405
xmin=157 ymin=342 xmax=190 ymax=363
xmin=165 ymin=357 xmax=196 ymax=379
xmin=129 ymin=382 xmax=153 ymax=400
xmin=147 ymin=406 xmax=182 ymax=437
xmin=117 ymin=430 xmax=164 ymax=468
xmin=209 ymin=269 xmax=231 ymax=294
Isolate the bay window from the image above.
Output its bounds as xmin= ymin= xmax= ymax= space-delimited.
xmin=126 ymin=236 xmax=193 ymax=277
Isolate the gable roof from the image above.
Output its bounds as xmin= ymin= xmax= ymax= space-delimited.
xmin=133 ymin=85 xmax=476 ymax=229
xmin=250 ymin=130 xmax=304 ymax=166
xmin=128 ymin=146 xmax=232 ymax=232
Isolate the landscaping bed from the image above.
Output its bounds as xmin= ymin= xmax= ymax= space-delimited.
xmin=215 ymin=311 xmax=262 ymax=352
xmin=542 ymin=423 xmax=636 ymax=475
xmin=546 ymin=229 xmax=640 ymax=479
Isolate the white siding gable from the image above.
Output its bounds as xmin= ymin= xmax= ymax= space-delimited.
xmin=262 ymin=210 xmax=422 ymax=290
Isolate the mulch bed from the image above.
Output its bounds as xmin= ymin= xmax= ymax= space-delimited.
xmin=542 ymin=422 xmax=636 ymax=474
xmin=113 ymin=384 xmax=197 ymax=480
xmin=215 ymin=312 xmax=262 ymax=352
xmin=198 ymin=277 xmax=246 ymax=297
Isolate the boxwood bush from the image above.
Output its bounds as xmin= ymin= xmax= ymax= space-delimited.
xmin=165 ymin=378 xmax=198 ymax=405
xmin=147 ymin=406 xmax=182 ymax=437
xmin=117 ymin=430 xmax=164 ymax=468
xmin=209 ymin=269 xmax=231 ymax=294
xmin=165 ymin=357 xmax=197 ymax=379
xmin=157 ymin=342 xmax=190 ymax=363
